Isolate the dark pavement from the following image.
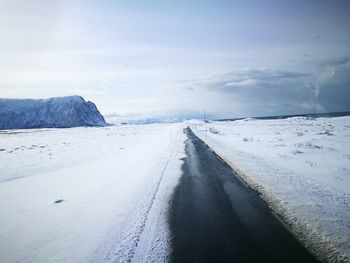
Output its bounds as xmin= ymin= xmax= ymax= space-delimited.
xmin=168 ymin=127 xmax=317 ymax=263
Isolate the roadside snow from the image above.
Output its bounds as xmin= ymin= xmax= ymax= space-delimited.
xmin=0 ymin=123 xmax=186 ymax=263
xmin=190 ymin=116 xmax=350 ymax=262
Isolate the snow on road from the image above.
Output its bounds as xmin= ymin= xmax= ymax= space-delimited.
xmin=189 ymin=116 xmax=350 ymax=262
xmin=0 ymin=123 xmax=186 ymax=263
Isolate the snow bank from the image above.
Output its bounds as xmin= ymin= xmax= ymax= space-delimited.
xmin=190 ymin=116 xmax=350 ymax=262
xmin=0 ymin=96 xmax=107 ymax=129
xmin=0 ymin=123 xmax=186 ymax=262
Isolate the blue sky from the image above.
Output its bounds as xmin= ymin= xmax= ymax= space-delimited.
xmin=1 ymin=0 xmax=349 ymax=119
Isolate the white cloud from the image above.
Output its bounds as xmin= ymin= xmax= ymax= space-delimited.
xmin=224 ymin=79 xmax=258 ymax=87
xmin=0 ymin=1 xmax=350 ymax=119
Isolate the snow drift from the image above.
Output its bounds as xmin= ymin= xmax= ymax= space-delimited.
xmin=0 ymin=96 xmax=107 ymax=129
xmin=189 ymin=116 xmax=350 ymax=262
xmin=0 ymin=123 xmax=186 ymax=262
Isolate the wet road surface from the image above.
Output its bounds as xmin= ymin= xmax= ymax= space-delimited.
xmin=168 ymin=127 xmax=317 ymax=263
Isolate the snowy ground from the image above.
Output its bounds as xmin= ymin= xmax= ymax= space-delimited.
xmin=1 ymin=117 xmax=349 ymax=262
xmin=0 ymin=123 xmax=186 ymax=263
xmin=189 ymin=116 xmax=350 ymax=262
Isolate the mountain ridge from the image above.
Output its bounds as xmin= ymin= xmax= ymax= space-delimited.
xmin=0 ymin=95 xmax=107 ymax=129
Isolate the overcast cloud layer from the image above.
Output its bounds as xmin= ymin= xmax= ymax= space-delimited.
xmin=0 ymin=0 xmax=349 ymax=120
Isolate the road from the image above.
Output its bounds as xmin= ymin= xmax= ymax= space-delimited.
xmin=168 ymin=127 xmax=317 ymax=263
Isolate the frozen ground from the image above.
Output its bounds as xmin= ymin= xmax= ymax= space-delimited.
xmin=0 ymin=123 xmax=186 ymax=263
xmin=189 ymin=116 xmax=350 ymax=262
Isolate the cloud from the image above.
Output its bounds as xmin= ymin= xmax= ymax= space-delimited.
xmin=185 ymin=66 xmax=350 ymax=116
xmin=199 ymin=69 xmax=309 ymax=93
xmin=312 ymin=56 xmax=350 ymax=67
xmin=224 ymin=79 xmax=257 ymax=87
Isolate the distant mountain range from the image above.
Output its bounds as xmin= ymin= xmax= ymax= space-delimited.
xmin=0 ymin=96 xmax=107 ymax=129
xmin=216 ymin=111 xmax=350 ymax=122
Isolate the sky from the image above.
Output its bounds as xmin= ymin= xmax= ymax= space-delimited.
xmin=0 ymin=0 xmax=350 ymax=120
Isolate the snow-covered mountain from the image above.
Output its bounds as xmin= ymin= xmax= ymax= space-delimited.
xmin=0 ymin=96 xmax=107 ymax=129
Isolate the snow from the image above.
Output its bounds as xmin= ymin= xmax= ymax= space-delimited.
xmin=1 ymin=116 xmax=349 ymax=262
xmin=0 ymin=96 xmax=107 ymax=129
xmin=189 ymin=116 xmax=350 ymax=262
xmin=0 ymin=123 xmax=186 ymax=263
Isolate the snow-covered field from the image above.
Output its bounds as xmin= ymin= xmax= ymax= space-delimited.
xmin=1 ymin=117 xmax=349 ymax=262
xmin=0 ymin=123 xmax=186 ymax=263
xmin=190 ymin=116 xmax=350 ymax=262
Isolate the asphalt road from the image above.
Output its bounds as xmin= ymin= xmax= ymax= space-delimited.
xmin=168 ymin=127 xmax=317 ymax=263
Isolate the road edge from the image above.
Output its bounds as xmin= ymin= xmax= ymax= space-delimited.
xmin=189 ymin=126 xmax=349 ymax=263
